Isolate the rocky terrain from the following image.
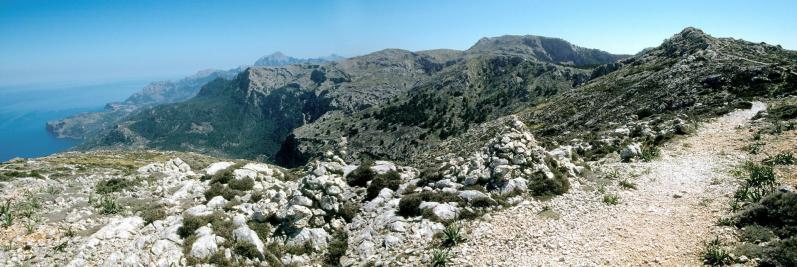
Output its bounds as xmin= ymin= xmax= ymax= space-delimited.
xmin=3 ymin=28 xmax=796 ymax=266
xmin=46 ymin=53 xmax=342 ymax=140
xmin=77 ymin=34 xmax=625 ymax=165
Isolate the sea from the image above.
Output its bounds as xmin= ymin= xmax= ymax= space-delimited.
xmin=0 ymin=80 xmax=150 ymax=162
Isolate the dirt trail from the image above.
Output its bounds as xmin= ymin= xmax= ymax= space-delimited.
xmin=451 ymin=102 xmax=766 ymax=266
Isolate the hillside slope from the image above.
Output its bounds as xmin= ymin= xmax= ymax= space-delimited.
xmin=84 ymin=36 xmax=625 ymax=165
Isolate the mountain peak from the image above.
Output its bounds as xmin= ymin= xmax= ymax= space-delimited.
xmin=656 ymin=27 xmax=715 ymax=57
xmin=467 ymin=34 xmax=628 ymax=66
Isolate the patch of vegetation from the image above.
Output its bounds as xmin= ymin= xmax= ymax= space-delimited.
xmin=416 ymin=167 xmax=444 ymax=187
xmin=702 ymin=237 xmax=731 ymax=266
xmin=602 ymin=193 xmax=621 ymax=205
xmin=234 ymin=241 xmax=264 ymax=260
xmin=178 ymin=214 xmax=210 ymax=238
xmin=0 ymin=170 xmax=43 ymax=181
xmin=733 ymin=243 xmax=765 ymax=260
xmin=441 ymin=223 xmax=467 ymax=247
xmin=640 ymin=145 xmax=660 ymax=162
xmin=346 ymin=161 xmax=376 ymax=187
xmin=430 ymin=248 xmax=450 ymax=267
xmin=228 ymin=177 xmax=255 ymax=191
xmin=740 ymin=224 xmax=776 ymax=243
xmin=95 ymin=178 xmax=136 ymax=194
xmin=769 ymin=101 xmax=797 ymax=120
xmin=141 ymin=204 xmax=167 ymax=225
xmin=263 ymin=242 xmax=286 ymax=267
xmin=96 ymin=196 xmax=122 ymax=214
xmin=397 ymin=191 xmax=461 ymax=218
xmin=339 ymin=201 xmax=359 ymax=223
xmin=733 ymin=162 xmax=777 ymax=208
xmin=365 ymin=170 xmax=401 ymax=201
xmin=325 ymin=231 xmax=348 ymax=266
xmin=527 ymin=170 xmax=570 ymax=197
xmin=732 ymin=191 xmax=797 ymax=266
xmin=619 ymin=180 xmax=637 ymax=190
xmin=716 ymin=217 xmax=735 ymax=226
xmin=736 ymin=191 xmax=796 ymax=237
xmin=2 ymin=212 xmax=13 ymax=228
xmin=763 ymin=152 xmax=795 ymax=165
xmin=248 ymin=220 xmax=271 ymax=241
xmin=207 ymin=251 xmax=233 ymax=266
xmin=204 ymin=183 xmax=243 ymax=202
xmin=250 ymin=191 xmax=264 ymax=203
xmin=470 ymin=197 xmax=497 ymax=208
xmin=742 ymin=141 xmax=765 ymax=155
xmin=761 ymin=237 xmax=797 ymax=267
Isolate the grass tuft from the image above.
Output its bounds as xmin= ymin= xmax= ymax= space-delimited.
xmin=441 ymin=223 xmax=467 ymax=247
xmin=702 ymin=237 xmax=730 ymax=266
xmin=602 ymin=193 xmax=621 ymax=205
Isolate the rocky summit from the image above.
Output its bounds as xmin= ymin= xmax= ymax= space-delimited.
xmin=2 ymin=27 xmax=797 ymax=266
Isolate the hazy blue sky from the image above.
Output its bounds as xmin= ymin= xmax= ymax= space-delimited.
xmin=1 ymin=0 xmax=795 ymax=86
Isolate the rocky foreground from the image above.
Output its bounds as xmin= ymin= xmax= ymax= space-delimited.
xmin=2 ymin=99 xmax=797 ymax=266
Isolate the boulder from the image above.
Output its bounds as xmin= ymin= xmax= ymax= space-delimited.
xmin=432 ymin=203 xmax=459 ymax=222
xmin=205 ymin=162 xmax=235 ymax=175
xmin=620 ymin=143 xmax=642 ymax=161
xmin=233 ymin=226 xmax=265 ymax=256
xmin=286 ymin=228 xmax=330 ymax=251
xmin=190 ymin=226 xmax=218 ymax=259
xmin=206 ymin=196 xmax=228 ymax=209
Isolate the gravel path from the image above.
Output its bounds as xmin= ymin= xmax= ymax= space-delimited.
xmin=451 ymin=102 xmax=765 ymax=266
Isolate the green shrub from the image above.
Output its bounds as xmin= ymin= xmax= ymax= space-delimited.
xmin=619 ymin=180 xmax=637 ymax=190
xmin=264 ymin=242 xmax=285 ymax=267
xmin=416 ymin=167 xmax=444 ymax=187
xmin=2 ymin=213 xmax=13 ymax=228
xmin=736 ymin=192 xmax=797 ymax=237
xmin=702 ymin=237 xmax=730 ymax=266
xmin=733 ymin=243 xmax=765 ymax=260
xmin=228 ymin=177 xmax=254 ymax=191
xmin=250 ymin=191 xmax=264 ymax=203
xmin=740 ymin=224 xmax=776 ymax=243
xmin=141 ymin=205 xmax=167 ymax=225
xmin=212 ymin=219 xmax=236 ymax=241
xmin=178 ymin=215 xmax=207 ymax=238
xmin=763 ymin=152 xmax=795 ymax=165
xmin=770 ymin=103 xmax=797 ymax=120
xmin=441 ymin=223 xmax=467 ymax=247
xmin=528 ymin=171 xmax=570 ymax=196
xmin=734 ymin=163 xmax=778 ymax=206
xmin=204 ymin=183 xmax=242 ymax=201
xmin=460 ymin=184 xmax=486 ymax=192
xmin=397 ymin=193 xmax=424 ymax=217
xmin=470 ymin=197 xmax=497 ymax=208
xmin=208 ymin=251 xmax=233 ymax=266
xmin=365 ymin=170 xmax=401 ymax=200
xmin=339 ymin=201 xmax=359 ymax=223
xmin=397 ymin=192 xmax=461 ymax=217
xmin=346 ymin=161 xmax=375 ymax=187
xmin=96 ymin=196 xmax=122 ymax=214
xmin=431 ymin=249 xmax=449 ymax=267
xmin=201 ymin=163 xmax=242 ymax=184
xmin=762 ymin=237 xmax=797 ymax=267
xmin=95 ymin=178 xmax=136 ymax=194
xmin=640 ymin=145 xmax=660 ymax=162
xmin=234 ymin=241 xmax=263 ymax=260
xmin=325 ymin=231 xmax=348 ymax=266
xmin=602 ymin=194 xmax=620 ymax=205
xmin=248 ymin=221 xmax=271 ymax=241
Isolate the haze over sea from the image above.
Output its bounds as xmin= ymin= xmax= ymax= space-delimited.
xmin=0 ymin=80 xmax=150 ymax=161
